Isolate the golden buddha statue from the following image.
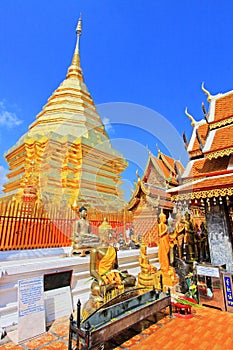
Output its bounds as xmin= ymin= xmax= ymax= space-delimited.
xmin=158 ymin=210 xmax=178 ymax=289
xmin=137 ymin=240 xmax=161 ymax=290
xmin=89 ymin=245 xmax=136 ymax=301
xmin=158 ymin=211 xmax=170 ymax=273
xmin=98 ymin=217 xmax=112 ymax=245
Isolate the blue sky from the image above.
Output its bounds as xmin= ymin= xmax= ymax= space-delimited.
xmin=0 ymin=0 xmax=233 ymax=200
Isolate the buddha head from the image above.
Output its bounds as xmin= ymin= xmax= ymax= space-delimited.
xmin=140 ymin=238 xmax=147 ymax=255
xmin=159 ymin=210 xmax=166 ymax=224
xmin=79 ymin=205 xmax=87 ymax=219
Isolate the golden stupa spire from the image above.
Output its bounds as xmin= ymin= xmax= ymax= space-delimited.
xmin=75 ymin=14 xmax=82 ymax=54
xmin=66 ymin=15 xmax=83 ymax=80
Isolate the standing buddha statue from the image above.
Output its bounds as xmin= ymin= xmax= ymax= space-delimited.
xmin=158 ymin=210 xmax=178 ymax=289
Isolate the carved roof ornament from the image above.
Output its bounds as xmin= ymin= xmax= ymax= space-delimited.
xmin=185 ymin=107 xmax=196 ymax=127
xmin=195 ymin=129 xmax=203 ymax=151
xmin=201 ymin=82 xmax=212 ymax=102
xmin=156 ymin=144 xmax=161 ymax=157
xmin=182 ymin=131 xmax=188 ymax=150
xmin=202 ymin=102 xmax=209 ymax=123
xmin=136 ymin=169 xmax=141 ymax=183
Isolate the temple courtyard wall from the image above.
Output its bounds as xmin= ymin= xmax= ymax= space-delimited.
xmin=0 ymin=247 xmax=159 ymax=330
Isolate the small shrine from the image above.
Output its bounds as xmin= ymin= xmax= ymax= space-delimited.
xmin=127 ymin=149 xmax=184 ymax=246
xmin=168 ymin=83 xmax=233 ymax=271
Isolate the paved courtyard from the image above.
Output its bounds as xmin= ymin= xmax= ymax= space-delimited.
xmin=1 ymin=305 xmax=233 ymax=349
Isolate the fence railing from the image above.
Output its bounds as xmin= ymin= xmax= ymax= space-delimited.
xmin=0 ymin=201 xmax=132 ymax=251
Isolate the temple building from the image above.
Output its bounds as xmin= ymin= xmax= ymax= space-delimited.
xmin=2 ymin=18 xmax=127 ymax=212
xmin=127 ymin=148 xmax=184 ymax=246
xmin=168 ymin=84 xmax=233 ymax=271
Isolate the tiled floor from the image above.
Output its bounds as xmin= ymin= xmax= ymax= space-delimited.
xmin=1 ymin=306 xmax=233 ymax=349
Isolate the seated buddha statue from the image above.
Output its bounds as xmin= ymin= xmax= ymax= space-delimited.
xmin=137 ymin=240 xmax=161 ymax=289
xmin=90 ymin=245 xmax=136 ymax=300
xmin=71 ymin=205 xmax=99 ymax=254
xmin=98 ymin=217 xmax=113 ymax=245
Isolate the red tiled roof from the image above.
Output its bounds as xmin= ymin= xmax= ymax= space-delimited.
xmin=215 ymin=93 xmax=233 ymax=122
xmin=185 ymin=156 xmax=230 ymax=179
xmin=205 ymin=125 xmax=233 ymax=155
xmin=151 ymin=155 xmax=179 ymax=185
xmin=169 ymin=173 xmax=233 ymax=194
xmin=175 ymin=160 xmax=185 ymax=175
xmin=153 ymin=157 xmax=171 ymax=179
xmin=160 ymin=153 xmax=175 ymax=170
xmin=189 ymin=123 xmax=209 ymax=156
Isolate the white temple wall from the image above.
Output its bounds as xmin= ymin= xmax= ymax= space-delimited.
xmin=0 ymin=247 xmax=159 ymax=329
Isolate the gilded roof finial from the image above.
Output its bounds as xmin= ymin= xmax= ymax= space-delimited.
xmin=156 ymin=144 xmax=161 ymax=157
xmin=201 ymin=82 xmax=212 ymax=102
xmin=185 ymin=107 xmax=196 ymax=127
xmin=136 ymin=169 xmax=141 ymax=183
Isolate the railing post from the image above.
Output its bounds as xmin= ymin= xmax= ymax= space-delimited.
xmin=68 ymin=314 xmax=73 ymax=350
xmin=76 ymin=299 xmax=81 ymax=348
xmin=77 ymin=299 xmax=81 ymax=328
xmin=84 ymin=321 xmax=91 ymax=349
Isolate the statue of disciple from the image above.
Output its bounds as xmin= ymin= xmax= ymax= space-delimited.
xmin=174 ymin=211 xmax=185 ymax=260
xmin=158 ymin=211 xmax=170 ymax=272
xmin=195 ymin=221 xmax=209 ymax=262
xmin=200 ymin=221 xmax=210 ymax=262
xmin=184 ymin=211 xmax=195 ymax=261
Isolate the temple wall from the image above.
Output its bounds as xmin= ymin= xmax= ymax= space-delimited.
xmin=205 ymin=198 xmax=233 ymax=271
xmin=0 ymin=247 xmax=159 ymax=329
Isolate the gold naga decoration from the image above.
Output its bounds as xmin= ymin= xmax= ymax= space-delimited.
xmin=205 ymin=148 xmax=233 ymax=160
xmin=171 ymin=186 xmax=233 ymax=201
xmin=209 ymin=116 xmax=233 ymax=130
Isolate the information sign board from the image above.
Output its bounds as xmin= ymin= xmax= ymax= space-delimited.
xmin=18 ymin=276 xmax=45 ymax=342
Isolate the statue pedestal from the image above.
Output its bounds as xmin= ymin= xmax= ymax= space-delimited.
xmin=138 ymin=271 xmax=162 ymax=290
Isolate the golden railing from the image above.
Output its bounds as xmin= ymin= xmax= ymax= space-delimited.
xmin=0 ymin=201 xmax=132 ymax=251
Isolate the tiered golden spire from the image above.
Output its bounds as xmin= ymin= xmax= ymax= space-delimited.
xmin=3 ymin=16 xmax=127 ymax=209
xmin=66 ymin=15 xmax=83 ymax=80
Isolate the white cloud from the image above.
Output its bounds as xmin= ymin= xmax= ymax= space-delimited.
xmin=0 ymin=166 xmax=7 ymax=192
xmin=0 ymin=110 xmax=23 ymax=128
xmin=102 ymin=116 xmax=114 ymax=134
xmin=0 ymin=100 xmax=23 ymax=128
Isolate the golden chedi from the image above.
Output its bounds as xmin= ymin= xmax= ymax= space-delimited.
xmin=2 ymin=17 xmax=127 ymax=212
